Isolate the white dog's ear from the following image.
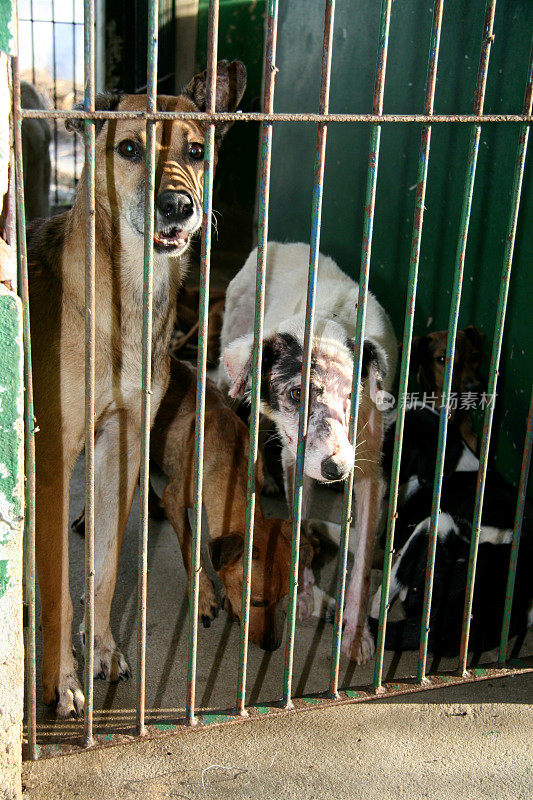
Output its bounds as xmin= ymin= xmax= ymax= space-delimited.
xmin=222 ymin=334 xmax=255 ymax=399
xmin=362 ymin=340 xmax=388 ymax=403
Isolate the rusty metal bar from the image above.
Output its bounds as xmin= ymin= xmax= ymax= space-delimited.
xmin=236 ymin=0 xmax=279 ymax=717
xmin=329 ymin=0 xmax=392 ymax=697
xmin=19 ymin=109 xmax=533 ymax=124
xmin=417 ymin=0 xmax=497 ymax=684
xmin=82 ymin=0 xmax=96 ymax=748
xmin=499 ymin=388 xmax=533 ymax=663
xmin=72 ymin=0 xmax=78 ymax=188
xmin=136 ymin=0 xmax=159 ymax=737
xmin=283 ymin=0 xmax=336 ymax=709
xmin=51 ymin=0 xmax=59 ymax=205
xmin=458 ymin=40 xmax=533 ymax=675
xmin=12 ymin=43 xmax=37 ymax=762
xmin=373 ymin=0 xmax=445 ymax=691
xmin=187 ymin=0 xmax=219 ymax=727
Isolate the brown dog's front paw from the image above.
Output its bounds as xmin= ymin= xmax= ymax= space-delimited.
xmin=93 ymin=636 xmax=131 ymax=682
xmin=44 ymin=670 xmax=85 ymax=718
xmin=341 ymin=621 xmax=375 ymax=665
xmin=198 ymin=574 xmax=220 ymax=628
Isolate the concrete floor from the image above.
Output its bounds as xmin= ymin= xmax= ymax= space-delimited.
xmin=23 ymin=675 xmax=533 ymax=800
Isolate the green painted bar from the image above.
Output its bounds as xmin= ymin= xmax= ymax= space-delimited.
xmin=416 ymin=0 xmax=497 ymax=684
xmin=329 ymin=0 xmax=392 ymax=698
xmin=373 ymin=0 xmax=444 ymax=691
xmin=187 ymin=0 xmax=219 ymax=726
xmin=459 ymin=41 xmax=533 ymax=675
xmin=82 ymin=0 xmax=96 ymax=748
xmin=498 ymin=387 xmax=533 ymax=663
xmin=236 ymin=0 xmax=279 ymax=717
xmin=136 ymin=0 xmax=158 ymax=736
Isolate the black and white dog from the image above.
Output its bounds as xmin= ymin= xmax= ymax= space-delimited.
xmin=369 ymin=405 xmax=533 ymax=656
xmin=218 ymin=242 xmax=397 ymax=663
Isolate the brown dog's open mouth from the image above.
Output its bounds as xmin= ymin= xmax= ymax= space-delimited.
xmin=153 ymin=228 xmax=190 ymax=250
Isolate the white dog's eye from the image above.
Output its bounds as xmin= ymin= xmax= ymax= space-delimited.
xmin=289 ymin=387 xmax=301 ymax=403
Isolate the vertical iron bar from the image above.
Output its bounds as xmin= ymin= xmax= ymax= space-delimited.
xmin=30 ymin=0 xmax=36 ymax=86
xmin=417 ymin=0 xmax=497 ymax=683
xmin=13 ymin=43 xmax=37 ymax=762
xmin=136 ymin=0 xmax=158 ymax=737
xmin=51 ymin=0 xmax=58 ymax=205
xmin=187 ymin=0 xmax=219 ymax=726
xmin=458 ymin=41 xmax=533 ymax=675
xmin=236 ymin=0 xmax=279 ymax=717
xmin=498 ymin=387 xmax=533 ymax=663
xmin=83 ymin=0 xmax=96 ymax=748
xmin=283 ymin=0 xmax=336 ymax=709
xmin=329 ymin=0 xmax=392 ymax=698
xmin=373 ymin=0 xmax=444 ymax=691
xmin=73 ymin=0 xmax=78 ymax=188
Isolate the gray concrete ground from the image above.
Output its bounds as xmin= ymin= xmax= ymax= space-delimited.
xmin=23 ymin=675 xmax=533 ymax=800
xmin=23 ymin=454 xmax=532 ymax=799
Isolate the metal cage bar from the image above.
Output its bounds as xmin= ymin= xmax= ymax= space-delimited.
xmin=18 ymin=109 xmax=533 ymax=124
xmin=136 ymin=0 xmax=159 ymax=738
xmin=12 ymin=38 xmax=37 ymax=763
xmin=372 ymin=0 xmax=445 ymax=691
xmin=499 ymin=387 xmax=533 ymax=663
xmin=236 ymin=0 xmax=279 ymax=717
xmin=416 ymin=0 xmax=497 ymax=684
xmin=187 ymin=0 xmax=219 ymax=727
xmin=458 ymin=40 xmax=533 ymax=674
xmin=329 ymin=0 xmax=392 ymax=697
xmin=82 ymin=0 xmax=96 ymax=748
xmin=282 ymin=0 xmax=336 ymax=709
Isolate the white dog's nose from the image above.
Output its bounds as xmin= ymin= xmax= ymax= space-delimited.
xmin=321 ymin=456 xmax=350 ymax=482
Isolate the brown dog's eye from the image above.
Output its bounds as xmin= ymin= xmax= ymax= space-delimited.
xmin=289 ymin=387 xmax=301 ymax=403
xmin=118 ymin=139 xmax=140 ymax=160
xmin=188 ymin=142 xmax=204 ymax=160
xmin=251 ymin=599 xmax=268 ymax=608
xmin=435 ymin=355 xmax=445 ymax=365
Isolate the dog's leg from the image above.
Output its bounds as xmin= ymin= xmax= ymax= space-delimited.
xmin=79 ymin=411 xmax=140 ymax=682
xmin=161 ymin=480 xmax=219 ymax=627
xmin=36 ymin=431 xmax=84 ymax=717
xmin=341 ymin=463 xmax=384 ymax=664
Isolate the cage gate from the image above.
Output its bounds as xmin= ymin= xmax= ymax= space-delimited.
xmin=10 ymin=0 xmax=533 ymax=761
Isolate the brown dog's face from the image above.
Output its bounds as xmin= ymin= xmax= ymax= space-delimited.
xmin=66 ymin=61 xmax=246 ymax=259
xmin=209 ymin=520 xmax=313 ymax=652
xmin=412 ymin=326 xmax=485 ymax=398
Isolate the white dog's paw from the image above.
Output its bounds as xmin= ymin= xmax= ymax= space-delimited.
xmin=296 ymin=585 xmax=314 ymax=621
xmin=341 ymin=621 xmax=375 ymax=665
xmin=44 ymin=668 xmax=85 ymax=718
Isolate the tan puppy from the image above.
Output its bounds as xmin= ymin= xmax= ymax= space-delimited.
xmin=150 ymin=358 xmax=313 ymax=651
xmin=27 ymin=61 xmax=246 ymax=716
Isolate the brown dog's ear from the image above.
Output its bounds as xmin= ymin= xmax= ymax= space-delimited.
xmin=208 ymin=533 xmax=245 ymax=572
xmin=464 ymin=325 xmax=485 ymax=353
xmin=65 ymin=91 xmax=123 ymax=137
xmin=182 ymin=60 xmax=247 ymax=137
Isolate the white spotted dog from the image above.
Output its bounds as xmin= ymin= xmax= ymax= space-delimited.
xmin=218 ymin=242 xmax=397 ymax=664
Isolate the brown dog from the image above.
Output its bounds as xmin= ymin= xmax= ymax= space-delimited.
xmin=27 ymin=61 xmax=246 ymax=716
xmin=412 ymin=326 xmax=485 ymax=452
xmin=150 ymin=358 xmax=313 ymax=651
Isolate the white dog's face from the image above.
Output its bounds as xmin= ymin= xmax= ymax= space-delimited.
xmin=223 ymin=332 xmax=384 ymax=483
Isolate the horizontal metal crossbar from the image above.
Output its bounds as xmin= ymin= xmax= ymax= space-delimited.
xmin=17 ymin=109 xmax=533 ymax=124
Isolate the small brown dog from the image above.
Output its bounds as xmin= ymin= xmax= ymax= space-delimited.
xmin=150 ymin=358 xmax=313 ymax=651
xmin=412 ymin=325 xmax=485 ymax=452
xmin=28 ymin=61 xmax=246 ymax=716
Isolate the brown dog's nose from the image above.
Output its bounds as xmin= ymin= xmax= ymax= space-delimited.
xmin=260 ymin=634 xmax=282 ymax=652
xmin=157 ymin=190 xmax=194 ymax=223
